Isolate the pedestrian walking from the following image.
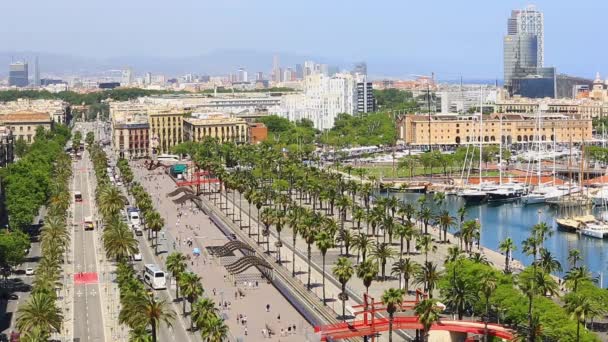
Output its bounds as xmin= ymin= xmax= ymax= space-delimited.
xmin=266 ymin=304 xmax=270 ymax=312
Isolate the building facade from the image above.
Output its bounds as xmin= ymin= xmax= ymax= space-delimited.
xmin=495 ymin=97 xmax=608 ymax=119
xmin=248 ymin=122 xmax=268 ymax=144
xmin=510 ymin=6 xmax=544 ymax=67
xmin=0 ymin=112 xmax=52 ymax=143
xmin=0 ymin=126 xmax=14 ymax=167
xmin=356 ymin=81 xmax=375 ymax=114
xmin=398 ymin=113 xmax=592 ymax=146
xmin=113 ymin=120 xmax=150 ymax=159
xmin=148 ymin=111 xmax=185 ymax=154
xmin=183 ymin=113 xmax=248 ymax=144
xmin=8 ymin=62 xmax=29 ymax=88
xmin=280 ymin=73 xmax=357 ymax=129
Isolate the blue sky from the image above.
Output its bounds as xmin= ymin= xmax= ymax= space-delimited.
xmin=1 ymin=0 xmax=605 ymax=78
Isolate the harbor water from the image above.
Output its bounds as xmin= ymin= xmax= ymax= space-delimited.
xmin=396 ymin=193 xmax=607 ymax=287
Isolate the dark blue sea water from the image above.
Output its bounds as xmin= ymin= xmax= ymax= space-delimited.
xmin=396 ymin=193 xmax=608 ymax=287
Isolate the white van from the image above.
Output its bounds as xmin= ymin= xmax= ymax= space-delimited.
xmin=129 ymin=211 xmax=140 ymax=226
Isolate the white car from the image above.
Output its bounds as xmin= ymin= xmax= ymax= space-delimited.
xmin=133 ymin=253 xmax=142 ymax=261
xmin=25 ymin=267 xmax=34 ymax=276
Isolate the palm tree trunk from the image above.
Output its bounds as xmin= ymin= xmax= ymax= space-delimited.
xmin=292 ymin=234 xmax=297 ymax=277
xmin=238 ymin=192 xmax=243 ymax=228
xmin=322 ymin=254 xmax=326 ymax=304
xmin=175 ymin=280 xmax=179 ymax=300
xmin=404 ymin=276 xmax=409 ymax=293
xmin=307 ymin=244 xmax=312 ymax=289
xmin=388 ymin=315 xmax=393 ymax=342
xmin=576 ymin=320 xmax=580 ymax=342
xmin=505 ymin=252 xmax=509 ymax=273
xmin=277 ymin=231 xmax=282 ymax=264
xmin=400 ymin=237 xmax=404 ymax=260
xmin=152 ymin=319 xmax=157 ymax=342
xmin=248 ymin=202 xmax=252 ymax=236
xmin=342 ymin=284 xmax=346 ymax=320
xmin=183 ymin=296 xmax=187 ymax=315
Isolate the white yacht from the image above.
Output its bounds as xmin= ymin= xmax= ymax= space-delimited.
xmin=487 ymin=183 xmax=527 ymax=201
xmin=522 ymin=185 xmax=581 ymax=205
xmin=580 ymin=221 xmax=608 ymax=239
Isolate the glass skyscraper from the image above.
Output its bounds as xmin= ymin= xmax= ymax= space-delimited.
xmin=8 ymin=62 xmax=28 ymax=87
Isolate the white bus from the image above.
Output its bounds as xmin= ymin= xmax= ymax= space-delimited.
xmin=143 ymin=264 xmax=166 ymax=290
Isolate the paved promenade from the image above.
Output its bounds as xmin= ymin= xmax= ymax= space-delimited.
xmin=130 ymin=161 xmax=313 ymax=341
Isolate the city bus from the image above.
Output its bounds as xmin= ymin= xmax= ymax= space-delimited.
xmin=74 ymin=191 xmax=82 ymax=202
xmin=143 ymin=264 xmax=166 ymax=290
xmin=156 ymin=154 xmax=180 ymax=164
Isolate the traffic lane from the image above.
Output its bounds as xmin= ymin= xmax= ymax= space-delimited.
xmin=135 ymin=234 xmax=192 ymax=342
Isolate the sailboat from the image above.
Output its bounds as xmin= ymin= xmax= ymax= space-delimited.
xmin=487 ymin=113 xmax=527 ymax=201
xmin=459 ymin=87 xmax=492 ymax=204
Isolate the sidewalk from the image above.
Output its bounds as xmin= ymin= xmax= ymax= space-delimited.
xmin=130 ymin=161 xmax=313 ymax=341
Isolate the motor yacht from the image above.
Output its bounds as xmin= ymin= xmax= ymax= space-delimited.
xmin=487 ymin=183 xmax=526 ymax=201
xmin=580 ymin=221 xmax=608 ymax=239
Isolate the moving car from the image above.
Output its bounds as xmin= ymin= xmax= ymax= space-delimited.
xmin=133 ymin=253 xmax=142 ymax=261
xmin=84 ymin=216 xmax=94 ymax=231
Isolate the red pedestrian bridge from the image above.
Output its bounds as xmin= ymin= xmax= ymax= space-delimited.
xmin=314 ymin=291 xmax=514 ymax=341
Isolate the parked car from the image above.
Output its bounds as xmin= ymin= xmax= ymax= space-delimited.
xmin=133 ymin=253 xmax=142 ymax=261
xmin=25 ymin=267 xmax=34 ymax=276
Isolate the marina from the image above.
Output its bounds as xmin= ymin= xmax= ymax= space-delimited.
xmin=396 ymin=192 xmax=608 ymax=287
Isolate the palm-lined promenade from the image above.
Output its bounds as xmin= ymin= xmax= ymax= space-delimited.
xmin=138 ymin=137 xmax=604 ymax=342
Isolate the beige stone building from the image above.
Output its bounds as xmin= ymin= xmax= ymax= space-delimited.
xmin=148 ymin=110 xmax=186 ymax=154
xmin=0 ymin=112 xmax=53 ymax=143
xmin=495 ymin=97 xmax=608 ymax=120
xmin=398 ymin=113 xmax=592 ymax=146
xmin=183 ymin=113 xmax=248 ymax=144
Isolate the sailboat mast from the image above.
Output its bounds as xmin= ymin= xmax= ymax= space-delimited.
xmin=553 ymin=126 xmax=556 ymax=186
xmin=537 ymin=107 xmax=541 ymax=186
xmin=479 ymin=86 xmax=483 ymax=186
xmin=499 ymin=111 xmax=503 ymax=185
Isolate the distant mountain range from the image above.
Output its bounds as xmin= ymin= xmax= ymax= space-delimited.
xmin=0 ymin=49 xmax=504 ymax=83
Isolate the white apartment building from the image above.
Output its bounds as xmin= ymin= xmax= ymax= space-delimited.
xmin=280 ymin=73 xmax=357 ymax=130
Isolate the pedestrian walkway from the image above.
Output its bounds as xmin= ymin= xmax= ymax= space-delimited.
xmin=130 ymin=161 xmax=313 ymax=341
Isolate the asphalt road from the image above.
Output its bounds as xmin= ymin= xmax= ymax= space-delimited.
xmin=72 ymin=141 xmax=105 ymax=342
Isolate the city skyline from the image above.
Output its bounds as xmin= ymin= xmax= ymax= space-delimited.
xmin=1 ymin=1 xmax=608 ymax=79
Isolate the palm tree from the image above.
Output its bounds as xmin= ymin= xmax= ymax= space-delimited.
xmin=140 ymin=293 xmax=176 ymax=342
xmin=370 ymin=242 xmax=395 ymax=280
xmin=15 ymin=292 xmax=63 ymax=335
xmin=315 ymin=230 xmax=334 ymax=305
xmin=260 ymin=207 xmax=276 ymax=253
xmin=356 ymin=259 xmax=379 ymax=294
xmin=102 ymin=221 xmax=139 ymax=262
xmin=381 ymin=288 xmax=405 ymax=342
xmin=200 ymin=314 xmax=229 ymax=342
xmin=20 ymin=326 xmax=49 ymax=342
xmin=415 ymin=298 xmax=441 ymax=342
xmin=535 ymin=271 xmax=559 ymax=297
xmin=166 ymin=252 xmax=187 ymax=300
xmin=568 ymin=249 xmax=582 ymax=269
xmin=444 ymin=246 xmax=463 ymax=265
xmin=436 ymin=210 xmax=455 ymax=243
xmin=332 ymin=257 xmax=354 ymax=321
xmin=414 ymin=262 xmax=442 ymax=298
xmin=301 ymin=212 xmax=320 ymax=289
xmin=498 ymin=237 xmax=516 ymax=273
xmin=145 ymin=211 xmax=165 ymax=254
xmin=532 ymin=222 xmax=552 ymax=246
xmin=479 ymin=272 xmax=497 ymax=342
xmin=178 ymin=272 xmax=203 ymax=315
xmin=191 ymin=297 xmax=218 ymax=331
xmin=416 ymin=234 xmax=436 ymax=263
xmin=536 ymin=249 xmax=562 ymax=274
xmin=337 ymin=228 xmax=354 ymax=257
xmin=391 ymin=258 xmax=420 ymax=292
xmin=287 ymin=207 xmax=302 ymax=277
xmin=470 ymin=252 xmax=491 ymax=265
xmin=97 ymin=186 xmax=126 ymax=218
xmin=352 ymin=207 xmax=366 ymax=231
xmin=442 ymin=277 xmax=477 ymax=320
xmin=564 ymin=293 xmax=604 ymax=342
xmin=353 ymin=232 xmax=373 ymax=263
xmin=564 ymin=266 xmax=595 ymax=293
xmin=418 ymin=207 xmax=433 ymax=235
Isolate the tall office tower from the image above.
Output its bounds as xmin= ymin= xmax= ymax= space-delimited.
xmin=8 ymin=62 xmax=29 ymax=87
xmin=304 ymin=61 xmax=315 ymax=76
xmin=284 ymin=68 xmax=295 ymax=82
xmin=503 ymin=34 xmax=538 ymax=88
xmin=34 ymin=56 xmax=40 ymax=87
xmin=238 ymin=67 xmax=248 ymax=82
xmin=145 ymin=72 xmax=152 ymax=85
xmin=356 ymin=76 xmax=375 ymax=114
xmin=508 ymin=5 xmax=544 ymax=67
xmin=256 ymin=72 xmax=264 ymax=81
xmin=295 ymin=64 xmax=304 ymax=79
xmin=353 ymin=62 xmax=367 ymax=76
xmin=272 ymin=55 xmax=281 ymax=82
xmin=121 ymin=68 xmax=133 ymax=85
